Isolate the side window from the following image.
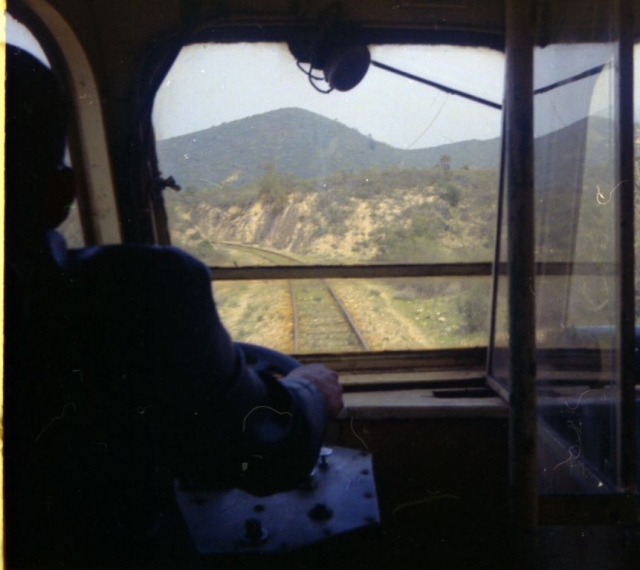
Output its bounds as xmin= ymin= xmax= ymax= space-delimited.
xmin=153 ymin=42 xmax=504 ymax=360
xmin=489 ymin=7 xmax=636 ymax=497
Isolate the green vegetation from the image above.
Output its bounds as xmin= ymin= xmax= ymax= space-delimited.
xmin=159 ymin=156 xmax=501 ymax=351
xmin=165 ymin=162 xmax=499 ymax=266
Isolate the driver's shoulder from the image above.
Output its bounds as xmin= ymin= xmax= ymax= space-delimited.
xmin=67 ymin=243 xmax=211 ymax=284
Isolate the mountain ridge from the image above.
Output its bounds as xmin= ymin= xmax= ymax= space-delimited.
xmin=156 ymin=107 xmax=618 ymax=191
xmin=156 ymin=107 xmax=501 ymax=190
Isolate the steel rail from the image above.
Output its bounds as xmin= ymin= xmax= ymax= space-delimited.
xmin=217 ymin=242 xmax=369 ymax=352
xmin=322 ymin=280 xmax=370 ymax=351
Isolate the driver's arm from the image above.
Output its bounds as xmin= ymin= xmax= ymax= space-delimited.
xmin=150 ymin=247 xmax=341 ymax=494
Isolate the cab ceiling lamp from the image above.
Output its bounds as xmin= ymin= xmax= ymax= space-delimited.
xmin=289 ymin=28 xmax=371 ymax=93
xmin=322 ymin=42 xmax=371 ymax=92
xmin=291 ymin=19 xmax=371 ymax=93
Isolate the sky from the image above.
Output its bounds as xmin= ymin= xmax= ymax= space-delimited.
xmin=6 ymin=14 xmax=49 ymax=64
xmin=7 ymin=13 xmax=640 ymax=150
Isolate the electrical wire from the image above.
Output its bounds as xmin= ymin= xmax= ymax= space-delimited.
xmin=296 ymin=60 xmax=334 ymax=94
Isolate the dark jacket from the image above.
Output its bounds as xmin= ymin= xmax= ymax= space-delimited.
xmin=4 ymin=232 xmax=326 ymax=569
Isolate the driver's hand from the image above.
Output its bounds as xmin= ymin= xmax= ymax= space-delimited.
xmin=283 ymin=364 xmax=343 ymax=418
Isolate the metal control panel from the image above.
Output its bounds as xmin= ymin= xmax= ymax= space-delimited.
xmin=175 ymin=447 xmax=379 ymax=554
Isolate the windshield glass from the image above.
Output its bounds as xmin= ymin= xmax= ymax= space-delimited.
xmin=153 ymin=42 xmax=504 ymax=354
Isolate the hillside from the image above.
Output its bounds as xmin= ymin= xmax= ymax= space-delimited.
xmin=160 ymin=112 xmax=620 ymax=267
xmin=156 ymin=107 xmax=501 ymax=190
xmin=165 ymin=164 xmax=501 ymax=266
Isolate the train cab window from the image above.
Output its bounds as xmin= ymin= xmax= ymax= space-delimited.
xmin=153 ymin=42 xmax=504 ymax=363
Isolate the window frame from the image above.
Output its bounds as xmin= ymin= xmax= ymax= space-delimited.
xmin=9 ymin=0 xmax=121 ymax=246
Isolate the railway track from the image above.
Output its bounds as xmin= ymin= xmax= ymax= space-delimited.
xmin=215 ymin=242 xmax=369 ymax=352
xmin=289 ymin=279 xmax=369 ymax=352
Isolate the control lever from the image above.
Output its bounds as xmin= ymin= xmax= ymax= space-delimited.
xmin=176 ymin=445 xmax=378 ymax=554
xmin=175 ymin=343 xmax=379 ymax=554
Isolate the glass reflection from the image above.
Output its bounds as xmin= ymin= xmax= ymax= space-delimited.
xmin=535 ymin=40 xmax=620 ymax=493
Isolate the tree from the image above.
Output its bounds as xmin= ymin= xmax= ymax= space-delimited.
xmin=439 ymin=154 xmax=452 ymax=178
xmin=258 ymin=162 xmax=288 ymax=211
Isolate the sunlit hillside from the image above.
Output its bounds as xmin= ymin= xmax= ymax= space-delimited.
xmin=164 ymin=163 xmax=499 ymax=266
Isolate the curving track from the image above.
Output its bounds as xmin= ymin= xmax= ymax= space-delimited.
xmin=215 ymin=242 xmax=369 ymax=353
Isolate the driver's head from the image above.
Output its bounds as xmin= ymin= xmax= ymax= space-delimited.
xmin=5 ymin=45 xmax=75 ymax=234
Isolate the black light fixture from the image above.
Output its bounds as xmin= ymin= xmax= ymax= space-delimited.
xmin=321 ymin=40 xmax=371 ymax=92
xmin=290 ymin=12 xmax=371 ymax=94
